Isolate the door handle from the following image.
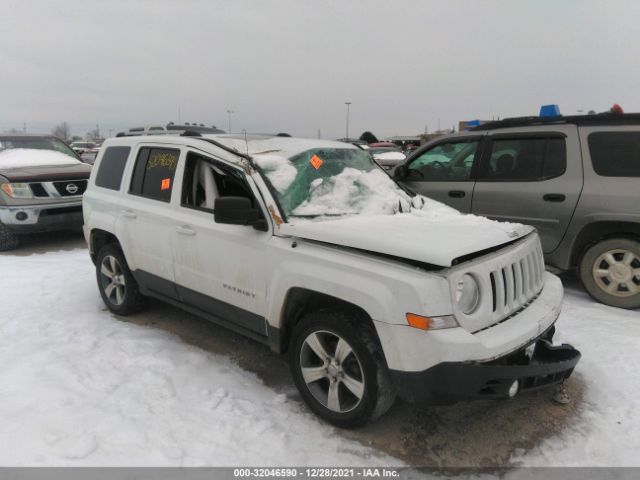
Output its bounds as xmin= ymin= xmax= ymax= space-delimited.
xmin=543 ymin=193 xmax=566 ymax=202
xmin=448 ymin=190 xmax=466 ymax=198
xmin=121 ymin=209 xmax=137 ymax=219
xmin=175 ymin=225 xmax=196 ymax=236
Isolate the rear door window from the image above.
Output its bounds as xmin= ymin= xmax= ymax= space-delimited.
xmin=95 ymin=146 xmax=131 ymax=190
xmin=479 ymin=136 xmax=566 ymax=181
xmin=129 ymin=147 xmax=180 ymax=202
xmin=588 ymin=132 xmax=640 ymax=177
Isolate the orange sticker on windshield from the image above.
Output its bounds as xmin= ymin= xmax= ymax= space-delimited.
xmin=310 ymin=154 xmax=324 ymax=170
xmin=161 ymin=178 xmax=171 ymax=190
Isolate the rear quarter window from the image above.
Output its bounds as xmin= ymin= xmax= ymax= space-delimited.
xmin=588 ymin=132 xmax=640 ymax=177
xmin=95 ymin=146 xmax=131 ymax=190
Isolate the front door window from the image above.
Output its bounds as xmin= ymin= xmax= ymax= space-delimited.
xmin=407 ymin=140 xmax=479 ymax=181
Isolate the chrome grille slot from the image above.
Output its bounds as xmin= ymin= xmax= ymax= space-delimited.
xmin=527 ymin=253 xmax=536 ymax=293
xmin=520 ymin=258 xmax=529 ymax=301
xmin=504 ymin=266 xmax=514 ymax=309
xmin=513 ymin=262 xmax=523 ymax=303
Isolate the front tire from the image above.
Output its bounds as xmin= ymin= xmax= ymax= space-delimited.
xmin=579 ymin=238 xmax=640 ymax=309
xmin=0 ymin=222 xmax=19 ymax=251
xmin=95 ymin=244 xmax=147 ymax=315
xmin=289 ymin=310 xmax=395 ymax=428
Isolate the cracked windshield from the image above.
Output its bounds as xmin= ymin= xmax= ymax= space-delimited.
xmin=254 ymin=148 xmax=413 ymax=218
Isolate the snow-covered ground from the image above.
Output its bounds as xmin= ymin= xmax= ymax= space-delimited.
xmin=515 ymin=282 xmax=640 ymax=466
xmin=0 ymin=246 xmax=638 ymax=467
xmin=0 ymin=248 xmax=400 ymax=467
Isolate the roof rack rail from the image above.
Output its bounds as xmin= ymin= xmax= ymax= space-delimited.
xmin=471 ymin=113 xmax=640 ymax=131
xmin=193 ymin=137 xmax=253 ymax=161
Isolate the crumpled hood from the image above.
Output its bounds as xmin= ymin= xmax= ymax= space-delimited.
xmin=278 ymin=211 xmax=534 ymax=267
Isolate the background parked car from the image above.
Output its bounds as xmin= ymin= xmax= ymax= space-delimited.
xmin=368 ymin=145 xmax=406 ymax=170
xmin=393 ymin=113 xmax=640 ymax=309
xmin=0 ymin=134 xmax=91 ymax=250
xmin=70 ymin=141 xmax=98 ymax=155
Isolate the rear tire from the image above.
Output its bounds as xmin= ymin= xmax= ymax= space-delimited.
xmin=579 ymin=238 xmax=640 ymax=309
xmin=95 ymin=244 xmax=147 ymax=315
xmin=289 ymin=310 xmax=395 ymax=428
xmin=0 ymin=222 xmax=19 ymax=251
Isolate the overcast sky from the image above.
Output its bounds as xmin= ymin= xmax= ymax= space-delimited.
xmin=1 ymin=0 xmax=639 ymax=139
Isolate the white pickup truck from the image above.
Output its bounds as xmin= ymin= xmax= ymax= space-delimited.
xmin=83 ymin=133 xmax=580 ymax=427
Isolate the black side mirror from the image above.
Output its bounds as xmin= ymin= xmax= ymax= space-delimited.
xmin=214 ymin=197 xmax=267 ymax=231
xmin=394 ymin=164 xmax=408 ymax=180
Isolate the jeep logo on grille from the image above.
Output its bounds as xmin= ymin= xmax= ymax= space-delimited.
xmin=65 ymin=183 xmax=79 ymax=194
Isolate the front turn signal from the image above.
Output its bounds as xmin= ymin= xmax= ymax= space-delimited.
xmin=406 ymin=313 xmax=459 ymax=330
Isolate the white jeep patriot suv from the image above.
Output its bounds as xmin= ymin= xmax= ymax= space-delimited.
xmin=83 ymin=132 xmax=580 ymax=427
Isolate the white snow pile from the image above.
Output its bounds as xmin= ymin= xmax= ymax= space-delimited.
xmin=0 ymin=249 xmax=402 ymax=467
xmin=513 ymin=284 xmax=640 ymax=467
xmin=0 ymin=148 xmax=82 ymax=169
xmin=252 ymin=153 xmax=298 ymax=191
xmin=293 ymin=168 xmax=412 ymax=217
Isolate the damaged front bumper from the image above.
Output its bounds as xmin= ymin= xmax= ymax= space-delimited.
xmin=390 ymin=326 xmax=581 ymax=404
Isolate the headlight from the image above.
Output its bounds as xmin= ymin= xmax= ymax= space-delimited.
xmin=455 ymin=273 xmax=480 ymax=315
xmin=0 ymin=183 xmax=33 ymax=199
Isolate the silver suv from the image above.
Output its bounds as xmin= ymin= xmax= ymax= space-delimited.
xmin=394 ymin=113 xmax=640 ymax=309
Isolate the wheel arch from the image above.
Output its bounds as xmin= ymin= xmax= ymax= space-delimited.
xmin=274 ymin=287 xmax=379 ymax=354
xmin=89 ymin=228 xmax=121 ymax=265
xmin=570 ymin=221 xmax=640 ymax=268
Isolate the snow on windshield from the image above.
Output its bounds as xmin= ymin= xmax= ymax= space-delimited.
xmin=254 ymin=148 xmax=413 ymax=218
xmin=0 ymin=148 xmax=82 ymax=169
xmin=292 ymin=167 xmax=411 ymax=216
xmin=252 ymin=154 xmax=297 ymax=191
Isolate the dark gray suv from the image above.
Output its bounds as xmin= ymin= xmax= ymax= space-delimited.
xmin=394 ymin=113 xmax=640 ymax=309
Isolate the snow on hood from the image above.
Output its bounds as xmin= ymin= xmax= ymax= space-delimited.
xmin=280 ymin=196 xmax=534 ymax=267
xmin=0 ymin=148 xmax=81 ymax=169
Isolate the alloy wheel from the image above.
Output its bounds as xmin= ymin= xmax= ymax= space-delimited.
xmin=299 ymin=330 xmax=365 ymax=413
xmin=592 ymin=249 xmax=640 ymax=298
xmin=100 ymin=255 xmax=127 ymax=306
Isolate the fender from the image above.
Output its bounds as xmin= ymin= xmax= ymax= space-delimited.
xmin=265 ymin=239 xmax=453 ymax=329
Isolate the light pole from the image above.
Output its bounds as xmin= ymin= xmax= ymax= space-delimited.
xmin=226 ymin=109 xmax=234 ymax=133
xmin=344 ymin=102 xmax=351 ymax=140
